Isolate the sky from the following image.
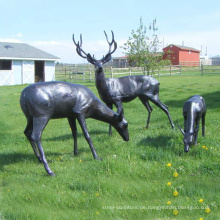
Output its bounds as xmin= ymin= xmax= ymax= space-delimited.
xmin=1 ymin=0 xmax=220 ymax=63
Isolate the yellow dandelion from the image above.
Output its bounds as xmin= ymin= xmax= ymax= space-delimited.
xmin=173 ymin=172 xmax=179 ymax=177
xmin=79 ymin=159 xmax=82 ymax=162
xmin=199 ymin=218 xmax=204 ymax=220
xmin=95 ymin=192 xmax=100 ymax=197
xmin=167 ymin=163 xmax=172 ymax=167
xmin=167 ymin=182 xmax=172 ymax=186
xmin=167 ymin=201 xmax=171 ymax=205
xmin=205 ymin=147 xmax=208 ymax=150
xmin=199 ymin=199 xmax=204 ymax=203
xmin=7 ymin=189 xmax=10 ymax=192
xmin=173 ymin=190 xmax=179 ymax=196
xmin=205 ymin=207 xmax=211 ymax=213
xmin=202 ymin=145 xmax=206 ymax=149
xmin=173 ymin=209 xmax=178 ymax=215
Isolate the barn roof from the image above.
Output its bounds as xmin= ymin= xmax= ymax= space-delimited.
xmin=164 ymin=44 xmax=200 ymax=52
xmin=0 ymin=42 xmax=60 ymax=61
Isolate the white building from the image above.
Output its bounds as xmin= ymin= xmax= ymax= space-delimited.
xmin=0 ymin=42 xmax=59 ymax=86
xmin=200 ymin=55 xmax=212 ymax=65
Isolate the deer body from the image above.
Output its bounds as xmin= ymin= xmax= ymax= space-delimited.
xmin=73 ymin=31 xmax=175 ymax=133
xmin=178 ymin=95 xmax=206 ymax=152
xmin=20 ymin=81 xmax=129 ymax=176
xmin=96 ymin=74 xmax=159 ymax=103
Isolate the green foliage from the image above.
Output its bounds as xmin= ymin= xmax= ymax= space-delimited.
xmin=122 ymin=18 xmax=170 ymax=75
xmin=0 ymin=74 xmax=220 ymax=219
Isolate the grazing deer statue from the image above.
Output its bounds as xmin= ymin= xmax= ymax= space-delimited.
xmin=73 ymin=31 xmax=175 ymax=135
xmin=20 ymin=81 xmax=129 ymax=176
xmin=178 ymin=95 xmax=206 ymax=152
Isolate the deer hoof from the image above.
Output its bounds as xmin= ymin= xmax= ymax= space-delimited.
xmin=48 ymin=171 xmax=55 ymax=176
xmin=95 ymin=156 xmax=103 ymax=161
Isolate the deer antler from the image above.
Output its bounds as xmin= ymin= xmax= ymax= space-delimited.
xmin=72 ymin=34 xmax=88 ymax=59
xmin=100 ymin=31 xmax=117 ymax=64
xmin=73 ymin=31 xmax=117 ymax=64
xmin=104 ymin=30 xmax=117 ymax=55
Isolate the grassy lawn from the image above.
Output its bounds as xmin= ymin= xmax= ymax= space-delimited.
xmin=0 ymin=74 xmax=220 ymax=219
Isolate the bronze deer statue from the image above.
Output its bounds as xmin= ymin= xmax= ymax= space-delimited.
xmin=178 ymin=95 xmax=206 ymax=152
xmin=20 ymin=81 xmax=129 ymax=176
xmin=73 ymin=31 xmax=175 ymax=135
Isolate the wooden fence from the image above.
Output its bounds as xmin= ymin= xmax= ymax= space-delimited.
xmin=201 ymin=65 xmax=220 ymax=75
xmin=55 ymin=65 xmax=182 ymax=82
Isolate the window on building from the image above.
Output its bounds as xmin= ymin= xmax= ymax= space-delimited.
xmin=0 ymin=60 xmax=12 ymax=70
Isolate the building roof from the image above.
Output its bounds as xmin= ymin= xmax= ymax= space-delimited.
xmin=0 ymin=42 xmax=60 ymax=61
xmin=211 ymin=55 xmax=220 ymax=59
xmin=164 ymin=44 xmax=200 ymax=52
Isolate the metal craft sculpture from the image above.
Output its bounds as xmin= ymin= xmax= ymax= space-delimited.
xmin=20 ymin=81 xmax=129 ymax=176
xmin=178 ymin=95 xmax=206 ymax=152
xmin=73 ymin=31 xmax=175 ymax=135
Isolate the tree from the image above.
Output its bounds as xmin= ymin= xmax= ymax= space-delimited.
xmin=122 ymin=18 xmax=170 ymax=75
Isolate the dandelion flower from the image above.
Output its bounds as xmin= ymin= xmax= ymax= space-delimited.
xmin=173 ymin=172 xmax=179 ymax=177
xmin=79 ymin=159 xmax=82 ymax=162
xmin=167 ymin=201 xmax=171 ymax=205
xmin=199 ymin=218 xmax=204 ymax=220
xmin=95 ymin=193 xmax=100 ymax=197
xmin=167 ymin=182 xmax=172 ymax=186
xmin=173 ymin=190 xmax=179 ymax=196
xmin=202 ymin=145 xmax=206 ymax=149
xmin=173 ymin=209 xmax=178 ymax=215
xmin=199 ymin=199 xmax=204 ymax=203
xmin=205 ymin=207 xmax=211 ymax=213
xmin=167 ymin=163 xmax=172 ymax=167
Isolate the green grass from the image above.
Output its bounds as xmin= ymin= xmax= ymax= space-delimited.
xmin=0 ymin=74 xmax=220 ymax=219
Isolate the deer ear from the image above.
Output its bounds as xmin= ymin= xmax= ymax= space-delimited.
xmin=114 ymin=112 xmax=123 ymax=122
xmin=87 ymin=53 xmax=95 ymax=65
xmin=178 ymin=125 xmax=185 ymax=136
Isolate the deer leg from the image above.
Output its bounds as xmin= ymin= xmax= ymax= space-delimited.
xmin=184 ymin=115 xmax=187 ymax=133
xmin=139 ymin=96 xmax=153 ymax=129
xmin=194 ymin=120 xmax=200 ymax=145
xmin=202 ymin=114 xmax=205 ymax=136
xmin=106 ymin=103 xmax=113 ymax=136
xmin=24 ymin=118 xmax=42 ymax=163
xmin=68 ymin=117 xmax=78 ymax=156
xmin=32 ymin=117 xmax=55 ymax=176
xmin=115 ymin=102 xmax=124 ymax=118
xmin=76 ymin=114 xmax=101 ymax=161
xmin=149 ymin=97 xmax=175 ymax=129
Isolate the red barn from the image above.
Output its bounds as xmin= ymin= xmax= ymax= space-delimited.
xmin=163 ymin=44 xmax=200 ymax=66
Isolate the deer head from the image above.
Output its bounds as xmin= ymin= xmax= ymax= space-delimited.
xmin=178 ymin=125 xmax=195 ymax=152
xmin=73 ymin=31 xmax=117 ymax=69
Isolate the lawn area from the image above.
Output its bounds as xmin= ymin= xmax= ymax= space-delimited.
xmin=0 ymin=74 xmax=220 ymax=219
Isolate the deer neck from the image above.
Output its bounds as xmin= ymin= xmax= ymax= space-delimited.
xmin=92 ymin=101 xmax=116 ymax=124
xmin=186 ymin=111 xmax=195 ymax=134
xmin=95 ymin=66 xmax=108 ymax=95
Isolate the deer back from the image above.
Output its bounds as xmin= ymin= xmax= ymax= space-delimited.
xmin=20 ymin=82 xmax=100 ymax=119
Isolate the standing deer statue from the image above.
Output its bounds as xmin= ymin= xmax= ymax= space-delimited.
xmin=178 ymin=95 xmax=206 ymax=152
xmin=20 ymin=81 xmax=129 ymax=176
xmin=73 ymin=31 xmax=175 ymax=135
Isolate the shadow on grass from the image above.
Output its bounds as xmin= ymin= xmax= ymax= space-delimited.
xmin=166 ymin=91 xmax=220 ymax=109
xmin=0 ymin=152 xmax=36 ymax=171
xmin=45 ymin=129 xmax=107 ymax=142
xmin=138 ymin=135 xmax=172 ymax=148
